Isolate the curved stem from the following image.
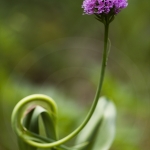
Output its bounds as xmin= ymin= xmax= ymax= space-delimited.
xmin=12 ymin=23 xmax=110 ymax=149
xmin=69 ymin=23 xmax=110 ymax=140
xmin=59 ymin=22 xmax=110 ymax=145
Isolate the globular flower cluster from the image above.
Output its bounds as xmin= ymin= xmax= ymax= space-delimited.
xmin=82 ymin=0 xmax=128 ymax=15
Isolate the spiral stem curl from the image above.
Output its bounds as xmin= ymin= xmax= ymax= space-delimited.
xmin=11 ymin=21 xmax=110 ymax=149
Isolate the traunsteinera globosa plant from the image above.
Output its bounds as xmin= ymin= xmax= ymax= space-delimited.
xmin=11 ymin=1 xmax=128 ymax=150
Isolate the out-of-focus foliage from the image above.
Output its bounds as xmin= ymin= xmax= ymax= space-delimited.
xmin=76 ymin=97 xmax=116 ymax=150
xmin=0 ymin=0 xmax=149 ymax=150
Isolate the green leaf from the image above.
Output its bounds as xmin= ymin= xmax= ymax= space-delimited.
xmin=18 ymin=108 xmax=37 ymax=150
xmin=75 ymin=97 xmax=116 ymax=150
xmin=21 ymin=105 xmax=58 ymax=150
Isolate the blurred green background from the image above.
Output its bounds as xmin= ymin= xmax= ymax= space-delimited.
xmin=0 ymin=0 xmax=150 ymax=150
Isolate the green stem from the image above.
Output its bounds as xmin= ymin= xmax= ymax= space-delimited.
xmin=60 ymin=22 xmax=110 ymax=143
xmin=71 ymin=23 xmax=110 ymax=139
xmin=11 ymin=22 xmax=110 ymax=149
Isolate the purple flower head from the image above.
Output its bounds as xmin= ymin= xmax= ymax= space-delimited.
xmin=82 ymin=0 xmax=128 ymax=15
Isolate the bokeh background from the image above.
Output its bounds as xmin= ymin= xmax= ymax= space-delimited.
xmin=0 ymin=0 xmax=150 ymax=150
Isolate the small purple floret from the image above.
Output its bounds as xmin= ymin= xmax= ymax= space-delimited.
xmin=82 ymin=0 xmax=128 ymax=15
